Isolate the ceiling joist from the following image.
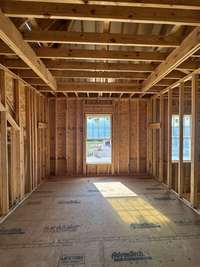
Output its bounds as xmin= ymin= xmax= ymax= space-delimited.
xmin=38 ymin=82 xmax=144 ymax=93
xmin=12 ymin=68 xmax=185 ymax=80
xmin=1 ymin=2 xmax=200 ymax=26
xmin=23 ymin=30 xmax=181 ymax=48
xmin=4 ymin=0 xmax=200 ymax=11
xmin=35 ymin=48 xmax=168 ymax=62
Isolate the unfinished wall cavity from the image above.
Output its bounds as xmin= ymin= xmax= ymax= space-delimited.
xmin=49 ymin=98 xmax=148 ymax=177
xmin=0 ymin=69 xmax=50 ymax=217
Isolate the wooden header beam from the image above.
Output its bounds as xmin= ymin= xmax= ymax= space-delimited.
xmin=0 ymin=10 xmax=57 ymax=91
xmin=1 ymin=2 xmax=200 ymax=26
xmin=142 ymin=27 xmax=200 ymax=92
xmin=24 ymin=30 xmax=180 ymax=48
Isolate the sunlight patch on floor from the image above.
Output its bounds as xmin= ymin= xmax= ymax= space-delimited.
xmin=94 ymin=182 xmax=170 ymax=224
xmin=93 ymin=182 xmax=137 ymax=198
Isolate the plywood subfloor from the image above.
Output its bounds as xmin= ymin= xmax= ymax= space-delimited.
xmin=1 ymin=177 xmax=200 ymax=267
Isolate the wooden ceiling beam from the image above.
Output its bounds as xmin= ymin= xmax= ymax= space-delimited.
xmin=5 ymin=1 xmax=200 ymax=11
xmin=0 ymin=11 xmax=57 ymax=90
xmin=12 ymin=68 xmax=185 ymax=80
xmin=37 ymin=82 xmax=145 ymax=93
xmin=0 ymin=58 xmax=158 ymax=72
xmin=24 ymin=78 xmax=143 ymax=85
xmin=0 ymin=45 xmax=167 ymax=62
xmin=12 ymin=69 xmax=149 ymax=79
xmin=23 ymin=78 xmax=173 ymax=89
xmin=35 ymin=48 xmax=168 ymax=62
xmin=1 ymin=2 xmax=200 ymax=26
xmin=23 ymin=30 xmax=181 ymax=48
xmin=43 ymin=60 xmax=157 ymax=71
xmin=142 ymin=27 xmax=200 ymax=92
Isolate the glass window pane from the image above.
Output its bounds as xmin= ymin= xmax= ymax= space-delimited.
xmin=183 ymin=115 xmax=191 ymax=161
xmin=86 ymin=115 xmax=112 ymax=164
xmin=172 ymin=115 xmax=179 ymax=161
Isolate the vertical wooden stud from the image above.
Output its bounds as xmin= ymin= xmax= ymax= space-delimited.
xmin=178 ymin=83 xmax=184 ymax=196
xmin=0 ymin=70 xmax=8 ymax=214
xmin=167 ymin=89 xmax=172 ymax=188
xmin=191 ymin=74 xmax=199 ymax=208
xmin=159 ymin=94 xmax=164 ymax=181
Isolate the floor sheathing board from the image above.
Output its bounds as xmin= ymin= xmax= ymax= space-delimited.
xmin=0 ymin=177 xmax=200 ymax=267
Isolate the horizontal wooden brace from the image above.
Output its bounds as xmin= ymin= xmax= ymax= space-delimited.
xmin=37 ymin=122 xmax=47 ymax=129
xmin=148 ymin=122 xmax=161 ymax=129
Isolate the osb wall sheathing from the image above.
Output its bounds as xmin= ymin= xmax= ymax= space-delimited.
xmin=49 ymin=98 xmax=148 ymax=177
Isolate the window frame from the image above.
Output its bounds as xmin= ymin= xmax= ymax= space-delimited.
xmin=171 ymin=114 xmax=191 ymax=163
xmin=85 ymin=113 xmax=113 ymax=165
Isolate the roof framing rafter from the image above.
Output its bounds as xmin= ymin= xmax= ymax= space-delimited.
xmin=142 ymin=26 xmax=200 ymax=92
xmin=1 ymin=2 xmax=200 ymax=26
xmin=0 ymin=10 xmax=57 ymax=90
